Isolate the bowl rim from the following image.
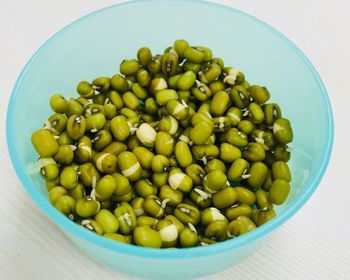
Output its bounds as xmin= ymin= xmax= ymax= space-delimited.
xmin=6 ymin=0 xmax=334 ymax=259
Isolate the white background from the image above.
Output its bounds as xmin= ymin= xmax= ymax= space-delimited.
xmin=1 ymin=0 xmax=349 ymax=279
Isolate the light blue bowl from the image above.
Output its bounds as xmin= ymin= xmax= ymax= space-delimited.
xmin=6 ymin=0 xmax=333 ymax=279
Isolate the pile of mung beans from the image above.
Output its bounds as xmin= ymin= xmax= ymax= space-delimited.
xmin=31 ymin=39 xmax=293 ymax=248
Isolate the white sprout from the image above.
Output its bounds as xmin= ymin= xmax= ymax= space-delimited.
xmin=81 ymin=220 xmax=93 ymax=231
xmin=118 ymin=212 xmax=132 ymax=227
xmin=181 ymin=99 xmax=189 ymax=108
xmin=92 ymin=176 xmax=97 ymax=189
xmin=69 ymin=145 xmax=77 ymax=151
xmin=155 ymin=199 xmax=162 ymax=206
xmin=68 ymin=214 xmax=75 ymax=220
xmin=85 ymin=108 xmax=92 ymax=116
xmin=194 ymin=188 xmax=211 ymax=200
xmin=43 ymin=121 xmax=59 ymax=134
xmin=188 ymin=223 xmax=197 ymax=234
xmin=230 ymin=204 xmax=239 ymax=209
xmin=90 ymin=189 xmax=96 ymax=201
xmin=179 ymin=207 xmax=190 ymax=214
xmin=161 ymin=199 xmax=171 ymax=209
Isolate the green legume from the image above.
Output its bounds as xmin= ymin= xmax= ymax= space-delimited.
xmin=95 ymin=209 xmax=119 ymax=233
xmin=205 ymin=220 xmax=228 ymax=241
xmin=273 ymin=117 xmax=293 ymax=144
xmin=247 ymin=162 xmax=269 ymax=189
xmin=50 ymin=94 xmax=68 ymax=113
xmin=54 ymin=195 xmax=75 ymax=216
xmin=248 ymin=85 xmax=270 ymax=104
xmin=180 ymin=227 xmax=199 ymax=247
xmin=174 ymin=203 xmax=200 ymax=225
xmin=205 ymin=159 xmax=226 ymax=174
xmin=203 ymin=170 xmax=228 ymax=194
xmin=75 ymin=198 xmax=100 ymax=218
xmin=234 ymin=187 xmax=256 ymax=205
xmin=134 ymin=225 xmax=162 ymax=248
xmin=201 ymin=207 xmax=227 ymax=226
xmin=31 ymin=129 xmax=59 ymax=157
xmin=269 ymin=179 xmax=290 ymax=205
xmin=104 ymin=233 xmax=128 ymax=243
xmin=212 ymin=187 xmax=237 ymax=209
xmin=32 ymin=39 xmax=293 ymax=249
xmin=114 ymin=202 xmax=137 ymax=234
xmin=137 ymin=47 xmax=152 ymax=68
xmin=272 ymin=161 xmax=292 ymax=182
xmin=226 ymin=204 xmax=252 ymax=221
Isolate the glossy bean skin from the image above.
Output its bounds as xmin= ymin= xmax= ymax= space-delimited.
xmin=269 ymin=179 xmax=291 ymax=205
xmin=32 ymin=39 xmax=294 ymax=249
xmin=31 ymin=129 xmax=59 ymax=157
xmin=133 ymin=225 xmax=162 ymax=248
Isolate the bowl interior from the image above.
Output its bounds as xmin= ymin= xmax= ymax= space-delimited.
xmin=7 ymin=0 xmax=333 ymax=260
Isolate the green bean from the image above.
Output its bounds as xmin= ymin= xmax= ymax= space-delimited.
xmin=174 ymin=203 xmax=200 ymax=225
xmin=248 ymin=85 xmax=270 ymax=104
xmin=114 ymin=202 xmax=137 ymax=234
xmin=32 ymin=40 xmax=294 ymax=248
xmin=201 ymin=207 xmax=227 ymax=226
xmin=168 ymin=168 xmax=193 ymax=193
xmin=205 ymin=159 xmax=226 ymax=174
xmin=272 ymin=161 xmax=292 ymax=182
xmin=31 ymin=129 xmax=59 ymax=157
xmin=273 ymin=118 xmax=293 ymax=144
xmin=269 ymin=179 xmax=290 ymax=205
xmin=93 ymin=152 xmax=118 ymax=174
xmin=137 ymin=47 xmax=152 ymax=68
xmin=203 ymin=170 xmax=228 ymax=194
xmin=104 ymin=233 xmax=128 ymax=243
xmin=247 ymin=162 xmax=269 ymax=189
xmin=134 ymin=225 xmax=162 ymax=248
xmin=209 ymin=91 xmax=230 ymax=117
xmin=54 ymin=195 xmax=75 ymax=216
xmin=117 ymin=151 xmax=143 ymax=182
xmin=95 ymin=175 xmax=117 ymax=201
xmin=155 ymin=219 xmax=178 ymax=247
xmin=179 ymin=227 xmax=199 ymax=247
xmin=75 ymin=198 xmax=100 ymax=218
xmin=37 ymin=157 xmax=59 ymax=181
xmin=212 ymin=187 xmax=237 ymax=209
xmin=205 ymin=220 xmax=228 ymax=241
xmin=120 ymin=59 xmax=140 ymax=76
xmin=143 ymin=195 xmax=164 ymax=219
xmin=251 ymin=208 xmax=276 ymax=226
xmin=227 ymin=216 xmax=256 ymax=237
xmin=226 ymin=204 xmax=252 ymax=221
xmin=50 ymin=94 xmax=68 ymax=113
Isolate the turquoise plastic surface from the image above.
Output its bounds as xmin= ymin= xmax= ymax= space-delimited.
xmin=6 ymin=0 xmax=333 ymax=279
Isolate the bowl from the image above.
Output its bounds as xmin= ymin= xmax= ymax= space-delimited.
xmin=6 ymin=0 xmax=333 ymax=279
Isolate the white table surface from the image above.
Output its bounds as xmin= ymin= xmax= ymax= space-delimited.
xmin=1 ymin=0 xmax=349 ymax=279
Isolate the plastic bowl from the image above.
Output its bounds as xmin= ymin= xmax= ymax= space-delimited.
xmin=6 ymin=0 xmax=333 ymax=279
